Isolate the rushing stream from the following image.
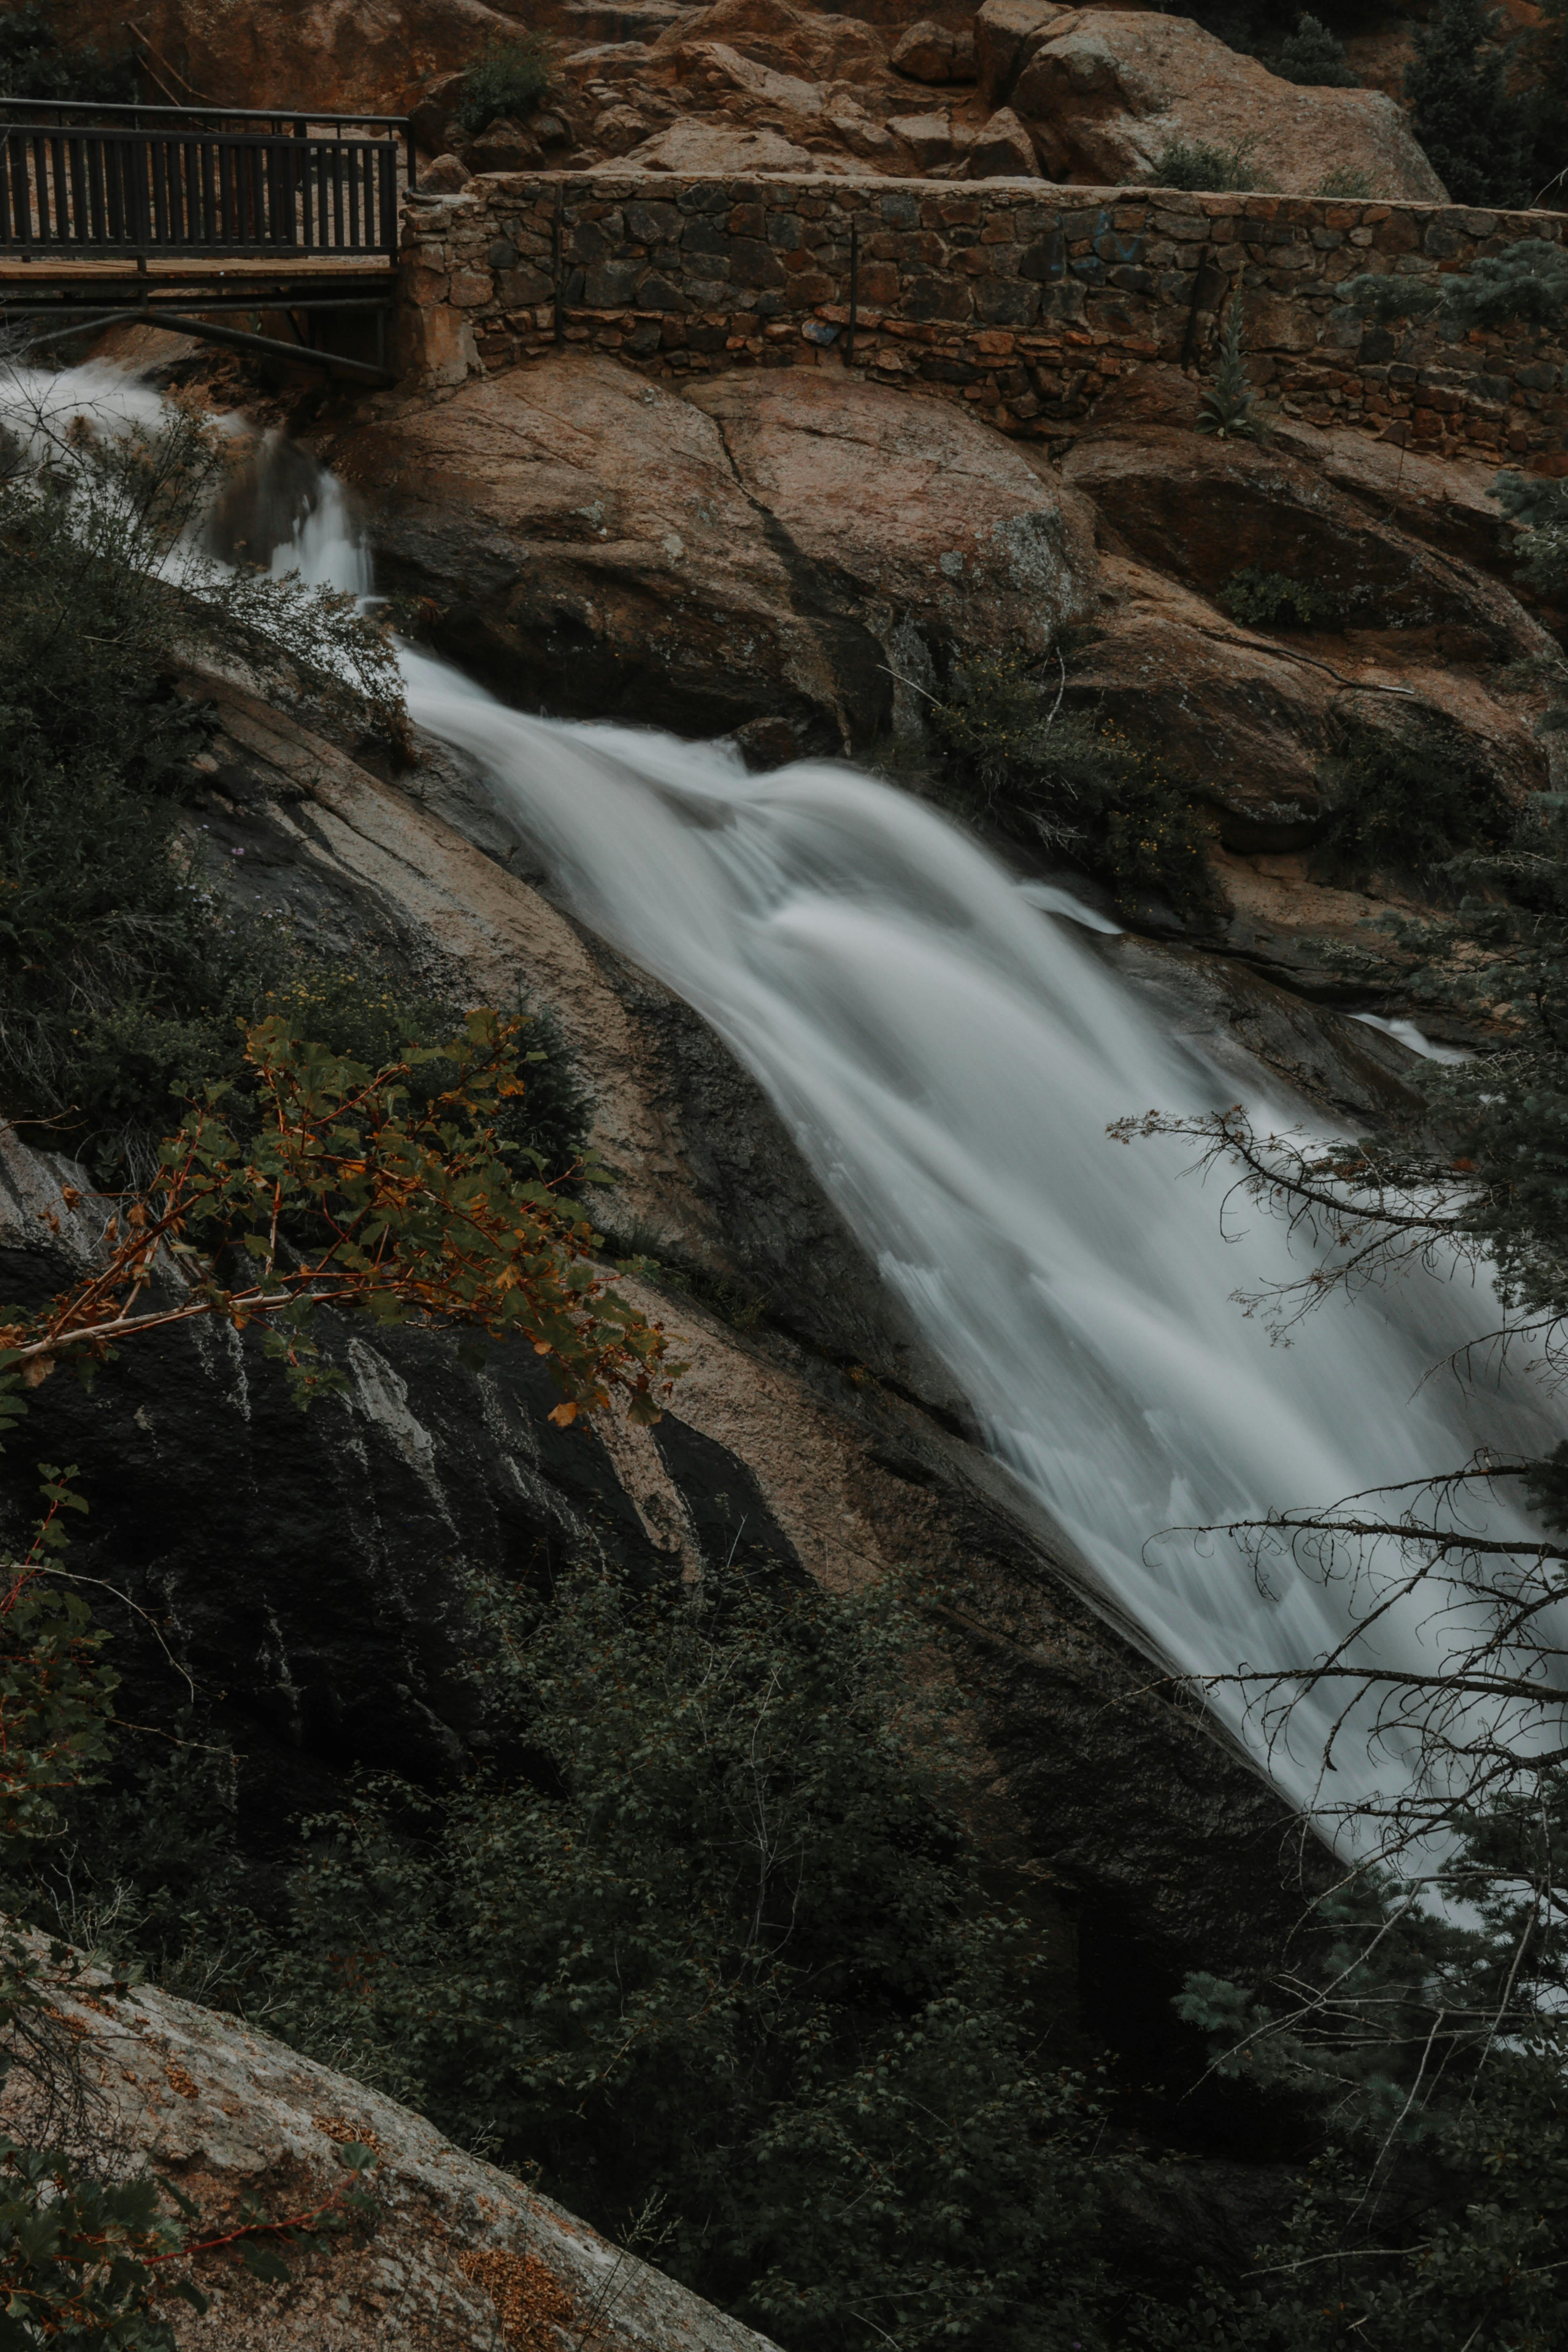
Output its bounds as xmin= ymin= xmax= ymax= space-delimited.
xmin=19 ymin=362 xmax=1562 ymax=1833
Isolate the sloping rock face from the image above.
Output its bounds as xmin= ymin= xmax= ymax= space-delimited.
xmin=978 ymin=4 xmax=1448 ymax=198
xmin=2 ymin=1944 xmax=777 ymax=2351
xmin=316 ymin=356 xmax=1096 ymax=756
xmin=316 ymin=359 xmax=1548 ymax=863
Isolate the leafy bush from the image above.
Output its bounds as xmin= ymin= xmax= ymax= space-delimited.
xmin=1312 ymin=715 xmax=1501 ymax=890
xmin=931 ymin=655 xmax=1219 ymax=923
xmin=1315 ymin=164 xmax=1374 ymax=197
xmin=251 ymin=1564 xmax=1109 ymax=2352
xmin=0 ymin=386 xmax=404 ymax=1183
xmin=1274 ymin=12 xmax=1357 ymax=85
xmin=1218 ymin=568 xmax=1344 ymax=630
xmin=0 ymin=0 xmax=137 ymax=103
xmin=1405 ymin=0 xmax=1530 ymax=208
xmin=258 ymin=966 xmax=593 ymax=1182
xmin=456 ymin=33 xmax=550 ymax=133
xmin=1137 ymin=1784 xmax=1568 ymax=2351
xmin=1146 ymin=134 xmax=1258 ymax=191
xmin=1341 ymin=238 xmax=1568 ymax=335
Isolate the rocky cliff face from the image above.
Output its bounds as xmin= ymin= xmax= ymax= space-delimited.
xmin=77 ymin=0 xmax=1448 ymax=198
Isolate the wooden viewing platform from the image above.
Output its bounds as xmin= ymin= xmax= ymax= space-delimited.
xmin=0 ymin=98 xmax=412 ymax=384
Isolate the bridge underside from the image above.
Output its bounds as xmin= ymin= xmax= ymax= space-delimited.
xmin=0 ymin=253 xmax=396 ymax=385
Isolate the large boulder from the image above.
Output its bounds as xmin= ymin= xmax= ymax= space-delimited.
xmin=316 ymin=358 xmax=1096 ymax=751
xmin=648 ymin=0 xmax=892 ymax=85
xmin=64 ymin=0 xmax=521 ymax=115
xmin=1061 ymin=428 xmax=1551 ymax=656
xmin=1057 ymin=428 xmax=1552 ymax=845
xmin=680 ymin=366 xmax=1089 ymax=644
xmin=978 ymin=4 xmax=1449 ymax=197
xmin=2 ymin=1941 xmax=778 ymax=2352
xmin=891 ymin=17 xmax=978 ymax=83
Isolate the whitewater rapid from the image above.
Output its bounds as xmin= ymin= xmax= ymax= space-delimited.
xmin=19 ymin=361 xmax=1557 ymax=1829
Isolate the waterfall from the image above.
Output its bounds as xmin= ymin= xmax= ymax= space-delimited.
xmin=392 ymin=657 xmax=1554 ymax=1823
xmin=15 ymin=362 xmax=1558 ymax=1830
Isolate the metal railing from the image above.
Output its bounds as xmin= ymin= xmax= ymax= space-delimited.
xmin=0 ymin=100 xmax=412 ymax=259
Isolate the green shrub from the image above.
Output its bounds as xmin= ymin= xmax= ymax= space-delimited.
xmin=0 ymin=391 xmax=554 ymax=1186
xmin=1274 ymin=12 xmax=1357 ymax=84
xmin=154 ymin=1565 xmax=1111 ymax=2352
xmin=1315 ymin=164 xmax=1374 ymax=197
xmin=456 ymin=33 xmax=551 ymax=132
xmin=1312 ymin=715 xmax=1500 ymax=888
xmin=931 ymin=656 xmax=1220 ymax=924
xmin=257 ymin=965 xmax=594 ymax=1182
xmin=1146 ymin=135 xmax=1257 ymax=192
xmin=1198 ymin=303 xmax=1266 ymax=442
xmin=1218 ymin=568 xmax=1344 ymax=630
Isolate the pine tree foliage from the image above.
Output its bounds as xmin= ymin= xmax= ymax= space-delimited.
xmin=1274 ymin=13 xmax=1357 ymax=86
xmin=1404 ymin=0 xmax=1530 ymax=207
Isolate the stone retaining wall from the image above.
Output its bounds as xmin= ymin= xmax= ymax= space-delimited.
xmin=398 ymin=174 xmax=1568 ymax=464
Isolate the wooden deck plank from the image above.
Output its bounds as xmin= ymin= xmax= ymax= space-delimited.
xmin=0 ymin=252 xmax=392 ymax=281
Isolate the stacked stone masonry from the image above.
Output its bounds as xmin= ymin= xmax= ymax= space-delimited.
xmin=399 ymin=175 xmax=1568 ymax=464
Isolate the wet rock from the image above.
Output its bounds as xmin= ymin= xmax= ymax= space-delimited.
xmin=317 ymin=359 xmax=1097 ymax=753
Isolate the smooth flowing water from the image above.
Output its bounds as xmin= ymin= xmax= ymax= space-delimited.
xmin=22 ymin=362 xmax=1560 ymax=1826
xmin=393 ymin=656 xmax=1557 ymax=1818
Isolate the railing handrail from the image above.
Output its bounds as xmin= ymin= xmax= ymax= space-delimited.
xmin=0 ymin=96 xmax=409 ymax=130
xmin=0 ymin=112 xmax=407 ymax=253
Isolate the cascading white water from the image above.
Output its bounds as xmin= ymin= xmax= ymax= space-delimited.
xmin=18 ymin=362 xmax=1559 ymax=1829
xmin=393 ymin=660 xmax=1555 ymax=1822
